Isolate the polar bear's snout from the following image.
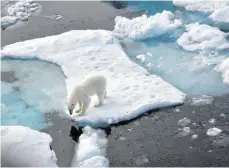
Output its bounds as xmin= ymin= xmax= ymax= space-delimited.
xmin=67 ymin=75 xmax=107 ymax=115
xmin=67 ymin=98 xmax=76 ymax=115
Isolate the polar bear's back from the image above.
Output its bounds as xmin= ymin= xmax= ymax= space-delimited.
xmin=83 ymin=75 xmax=107 ymax=95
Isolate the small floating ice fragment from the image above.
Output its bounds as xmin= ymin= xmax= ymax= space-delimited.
xmin=178 ymin=117 xmax=191 ymax=126
xmin=207 ymin=127 xmax=222 ymax=136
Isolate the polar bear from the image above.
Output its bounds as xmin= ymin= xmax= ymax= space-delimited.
xmin=67 ymin=75 xmax=107 ymax=115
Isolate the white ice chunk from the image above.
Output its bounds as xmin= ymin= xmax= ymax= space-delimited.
xmin=191 ymin=134 xmax=198 ymax=140
xmin=208 ymin=118 xmax=216 ymax=124
xmin=177 ymin=23 xmax=229 ymax=51
xmin=0 ymin=16 xmax=18 ymax=30
xmin=173 ymin=0 xmax=229 ymax=13
xmin=218 ymin=57 xmax=229 ymax=85
xmin=191 ymin=95 xmax=214 ymax=106
xmin=220 ymin=113 xmax=227 ymax=117
xmin=136 ymin=54 xmax=146 ymax=63
xmin=174 ymin=108 xmax=181 ymax=112
xmin=71 ymin=126 xmax=109 ymax=167
xmin=114 ymin=10 xmax=182 ymax=40
xmin=210 ymin=6 xmax=229 ymax=23
xmin=207 ymin=127 xmax=222 ymax=136
xmin=177 ymin=117 xmax=191 ymax=126
xmin=1 ymin=0 xmax=40 ymax=29
xmin=1 ymin=126 xmax=57 ymax=167
xmin=1 ymin=30 xmax=185 ymax=127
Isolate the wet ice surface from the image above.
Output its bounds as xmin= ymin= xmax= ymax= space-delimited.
xmin=1 ymin=59 xmax=67 ymax=130
xmin=121 ymin=38 xmax=229 ymax=96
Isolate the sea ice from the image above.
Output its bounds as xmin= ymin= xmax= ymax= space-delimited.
xmin=173 ymin=0 xmax=229 ymax=13
xmin=1 ymin=126 xmax=57 ymax=167
xmin=71 ymin=126 xmax=109 ymax=167
xmin=208 ymin=118 xmax=216 ymax=124
xmin=177 ymin=23 xmax=229 ymax=51
xmin=1 ymin=30 xmax=185 ymax=127
xmin=218 ymin=57 xmax=229 ymax=85
xmin=177 ymin=117 xmax=191 ymax=126
xmin=1 ymin=0 xmax=40 ymax=29
xmin=114 ymin=10 xmax=182 ymax=40
xmin=191 ymin=95 xmax=214 ymax=106
xmin=1 ymin=60 xmax=67 ymax=130
xmin=210 ymin=6 xmax=229 ymax=24
xmin=207 ymin=127 xmax=222 ymax=136
xmin=191 ymin=134 xmax=198 ymax=140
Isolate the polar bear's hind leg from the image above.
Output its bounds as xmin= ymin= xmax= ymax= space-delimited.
xmin=95 ymin=90 xmax=106 ymax=107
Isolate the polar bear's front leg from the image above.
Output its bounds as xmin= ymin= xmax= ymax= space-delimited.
xmin=75 ymin=101 xmax=82 ymax=113
xmin=80 ymin=96 xmax=91 ymax=115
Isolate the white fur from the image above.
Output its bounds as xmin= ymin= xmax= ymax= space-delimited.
xmin=67 ymin=75 xmax=107 ymax=115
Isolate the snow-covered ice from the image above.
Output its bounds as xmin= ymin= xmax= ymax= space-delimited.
xmin=177 ymin=23 xmax=229 ymax=52
xmin=177 ymin=117 xmax=191 ymax=126
xmin=71 ymin=126 xmax=109 ymax=167
xmin=173 ymin=0 xmax=229 ymax=13
xmin=1 ymin=125 xmax=57 ymax=167
xmin=1 ymin=30 xmax=185 ymax=127
xmin=114 ymin=10 xmax=182 ymax=40
xmin=210 ymin=6 xmax=229 ymax=24
xmin=207 ymin=127 xmax=222 ymax=136
xmin=191 ymin=95 xmax=214 ymax=106
xmin=218 ymin=57 xmax=229 ymax=85
xmin=1 ymin=0 xmax=40 ymax=30
xmin=0 ymin=16 xmax=18 ymax=30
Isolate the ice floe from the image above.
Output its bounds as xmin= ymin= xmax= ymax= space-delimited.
xmin=1 ymin=125 xmax=57 ymax=167
xmin=210 ymin=6 xmax=229 ymax=24
xmin=177 ymin=23 xmax=229 ymax=51
xmin=177 ymin=117 xmax=191 ymax=126
xmin=207 ymin=127 xmax=222 ymax=136
xmin=1 ymin=0 xmax=40 ymax=30
xmin=173 ymin=0 xmax=229 ymax=13
xmin=1 ymin=30 xmax=185 ymax=127
xmin=114 ymin=10 xmax=182 ymax=40
xmin=218 ymin=57 xmax=229 ymax=85
xmin=71 ymin=126 xmax=109 ymax=167
xmin=191 ymin=95 xmax=214 ymax=106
